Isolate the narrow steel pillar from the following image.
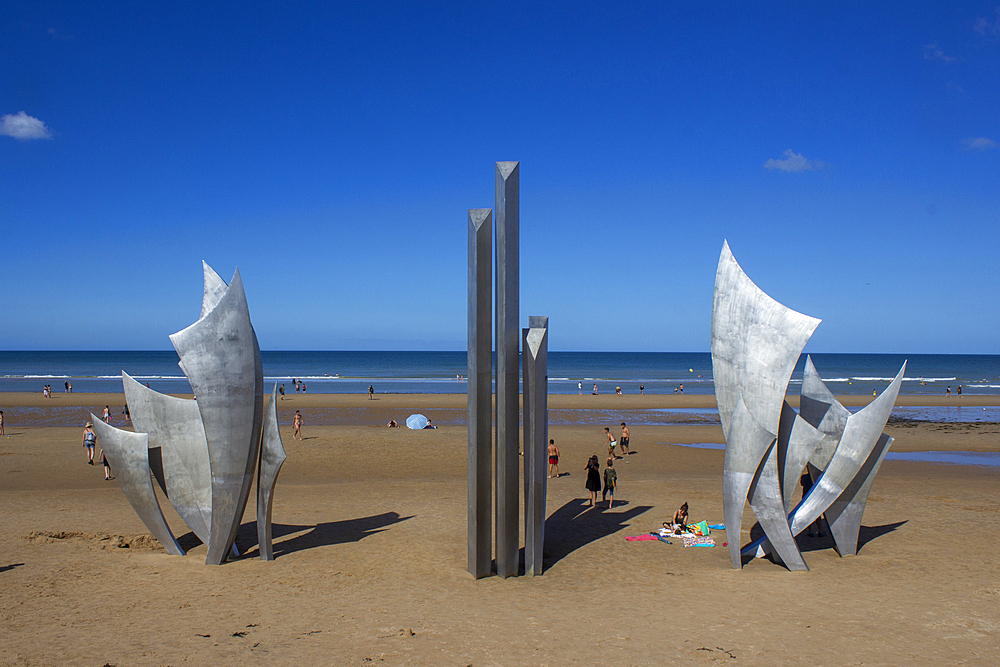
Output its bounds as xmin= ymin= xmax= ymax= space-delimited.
xmin=523 ymin=316 xmax=548 ymax=576
xmin=467 ymin=209 xmax=493 ymax=579
xmin=494 ymin=161 xmax=519 ymax=578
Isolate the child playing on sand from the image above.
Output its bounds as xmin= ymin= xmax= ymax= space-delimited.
xmin=602 ymin=458 xmax=617 ymax=508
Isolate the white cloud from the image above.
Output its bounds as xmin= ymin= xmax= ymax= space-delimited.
xmin=961 ymin=137 xmax=997 ymax=151
xmin=0 ymin=111 xmax=53 ymax=140
xmin=973 ymin=9 xmax=1000 ymax=37
xmin=923 ymin=42 xmax=957 ymax=63
xmin=764 ymin=149 xmax=825 ymax=173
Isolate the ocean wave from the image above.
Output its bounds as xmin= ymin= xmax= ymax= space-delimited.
xmin=966 ymin=384 xmax=1000 ymax=388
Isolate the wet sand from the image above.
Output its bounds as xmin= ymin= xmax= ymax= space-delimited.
xmin=0 ymin=393 xmax=997 ymax=665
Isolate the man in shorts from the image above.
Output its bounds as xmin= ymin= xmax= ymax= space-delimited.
xmin=547 ymin=439 xmax=560 ymax=478
xmin=619 ymin=422 xmax=631 ymax=457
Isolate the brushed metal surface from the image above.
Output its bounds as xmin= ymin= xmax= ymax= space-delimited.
xmin=467 ymin=209 xmax=493 ymax=579
xmin=122 ymin=372 xmax=212 ymax=546
xmin=711 ymin=240 xmax=820 ymax=568
xmin=257 ymin=383 xmax=286 ymax=561
xmin=91 ymin=415 xmax=185 ymax=556
xmin=169 ymin=267 xmax=264 ymax=565
xmin=523 ymin=316 xmax=548 ymax=576
xmin=494 ymin=161 xmax=519 ymax=578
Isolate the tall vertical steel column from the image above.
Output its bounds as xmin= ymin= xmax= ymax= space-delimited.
xmin=494 ymin=161 xmax=519 ymax=578
xmin=467 ymin=209 xmax=493 ymax=579
xmin=523 ymin=316 xmax=548 ymax=576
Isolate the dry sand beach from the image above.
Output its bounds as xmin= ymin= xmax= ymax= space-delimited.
xmin=1 ymin=392 xmax=997 ymax=666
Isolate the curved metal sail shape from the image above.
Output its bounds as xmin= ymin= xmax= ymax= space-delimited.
xmin=776 ymin=401 xmax=825 ymax=514
xmin=825 ymin=433 xmax=894 ymax=556
xmin=169 ymin=267 xmax=264 ymax=565
xmin=122 ymin=372 xmax=212 ymax=546
xmin=257 ymin=384 xmax=286 ymax=561
xmin=90 ymin=415 xmax=185 ymax=556
xmin=200 ymin=260 xmax=229 ymax=320
xmin=711 ymin=240 xmax=821 ymax=435
xmin=711 ymin=240 xmax=820 ymax=568
xmin=788 ymin=362 xmax=905 ymax=536
xmin=747 ymin=437 xmax=809 ymax=570
xmin=799 ymin=355 xmax=851 ymax=470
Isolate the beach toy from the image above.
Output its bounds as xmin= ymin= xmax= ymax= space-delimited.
xmin=406 ymin=413 xmax=428 ymax=429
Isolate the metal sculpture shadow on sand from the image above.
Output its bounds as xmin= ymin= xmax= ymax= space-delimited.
xmin=92 ymin=262 xmax=285 ymax=564
xmin=711 ymin=240 xmax=904 ymax=571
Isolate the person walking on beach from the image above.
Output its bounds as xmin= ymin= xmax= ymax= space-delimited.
xmin=547 ymin=439 xmax=560 ymax=478
xmin=578 ymin=382 xmax=582 ymax=395
xmin=958 ymin=385 xmax=962 ymax=399
xmin=368 ymin=385 xmax=374 ymax=400
xmin=602 ymin=457 xmax=617 ymax=508
xmin=292 ymin=410 xmax=303 ymax=440
xmin=295 ymin=381 xmax=300 ymax=393
xmin=604 ymin=427 xmax=618 ymax=459
xmin=585 ymin=455 xmax=601 ymax=506
xmin=946 ymin=386 xmax=951 ymax=397
xmin=98 ymin=441 xmax=113 ymax=481
xmin=68 ymin=381 xmax=72 ymax=393
xmin=65 ymin=381 xmax=69 ymax=392
xmin=640 ymin=384 xmax=644 ymax=395
xmin=679 ymin=384 xmax=684 ymax=394
xmin=592 ymin=384 xmax=598 ymax=395
xmin=122 ymin=405 xmax=131 ymax=423
xmin=0 ymin=410 xmax=4 ymax=437
xmin=279 ymin=384 xmax=285 ymax=400
xmin=83 ymin=421 xmax=97 ymax=465
xmin=102 ymin=405 xmax=111 ymax=423
xmin=620 ymin=422 xmax=631 ymax=458
xmin=301 ymin=383 xmax=307 ymax=393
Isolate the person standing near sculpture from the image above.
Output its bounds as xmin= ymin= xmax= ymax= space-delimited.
xmin=292 ymin=410 xmax=303 ymax=440
xmin=102 ymin=405 xmax=111 ymax=423
xmin=98 ymin=441 xmax=113 ymax=481
xmin=547 ymin=439 xmax=560 ymax=478
xmin=602 ymin=458 xmax=617 ymax=508
xmin=585 ymin=455 xmax=601 ymax=506
xmin=83 ymin=421 xmax=97 ymax=465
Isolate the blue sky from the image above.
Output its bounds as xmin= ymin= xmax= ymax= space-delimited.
xmin=2 ymin=2 xmax=997 ymax=353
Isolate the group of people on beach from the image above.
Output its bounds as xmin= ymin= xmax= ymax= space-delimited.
xmin=577 ymin=383 xmax=647 ymax=395
xmin=81 ymin=420 xmax=113 ymax=481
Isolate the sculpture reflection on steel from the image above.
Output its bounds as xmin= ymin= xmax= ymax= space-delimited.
xmin=712 ymin=241 xmax=903 ymax=570
xmin=91 ymin=262 xmax=285 ymax=564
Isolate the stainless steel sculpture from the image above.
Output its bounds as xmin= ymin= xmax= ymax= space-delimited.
xmin=257 ymin=383 xmax=286 ymax=561
xmin=495 ymin=161 xmax=520 ymax=579
xmin=712 ymin=240 xmax=819 ymax=570
xmin=712 ymin=241 xmax=903 ymax=570
xmin=467 ymin=208 xmax=493 ymax=579
xmin=90 ymin=416 xmax=185 ymax=556
xmin=96 ymin=262 xmax=284 ymax=564
xmin=522 ymin=316 xmax=549 ymax=576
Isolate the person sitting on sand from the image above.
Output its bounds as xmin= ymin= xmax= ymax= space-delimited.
xmin=387 ymin=419 xmax=399 ymax=428
xmin=423 ymin=419 xmax=437 ymax=429
xmin=669 ymin=502 xmax=689 ymax=532
xmin=83 ymin=422 xmax=97 ymax=465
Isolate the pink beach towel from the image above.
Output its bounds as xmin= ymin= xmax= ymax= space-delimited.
xmin=625 ymin=534 xmax=659 ymax=541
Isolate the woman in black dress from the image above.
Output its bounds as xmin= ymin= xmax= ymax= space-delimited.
xmin=585 ymin=455 xmax=601 ymax=506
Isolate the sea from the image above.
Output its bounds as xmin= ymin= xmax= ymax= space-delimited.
xmin=1 ymin=351 xmax=998 ymax=397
